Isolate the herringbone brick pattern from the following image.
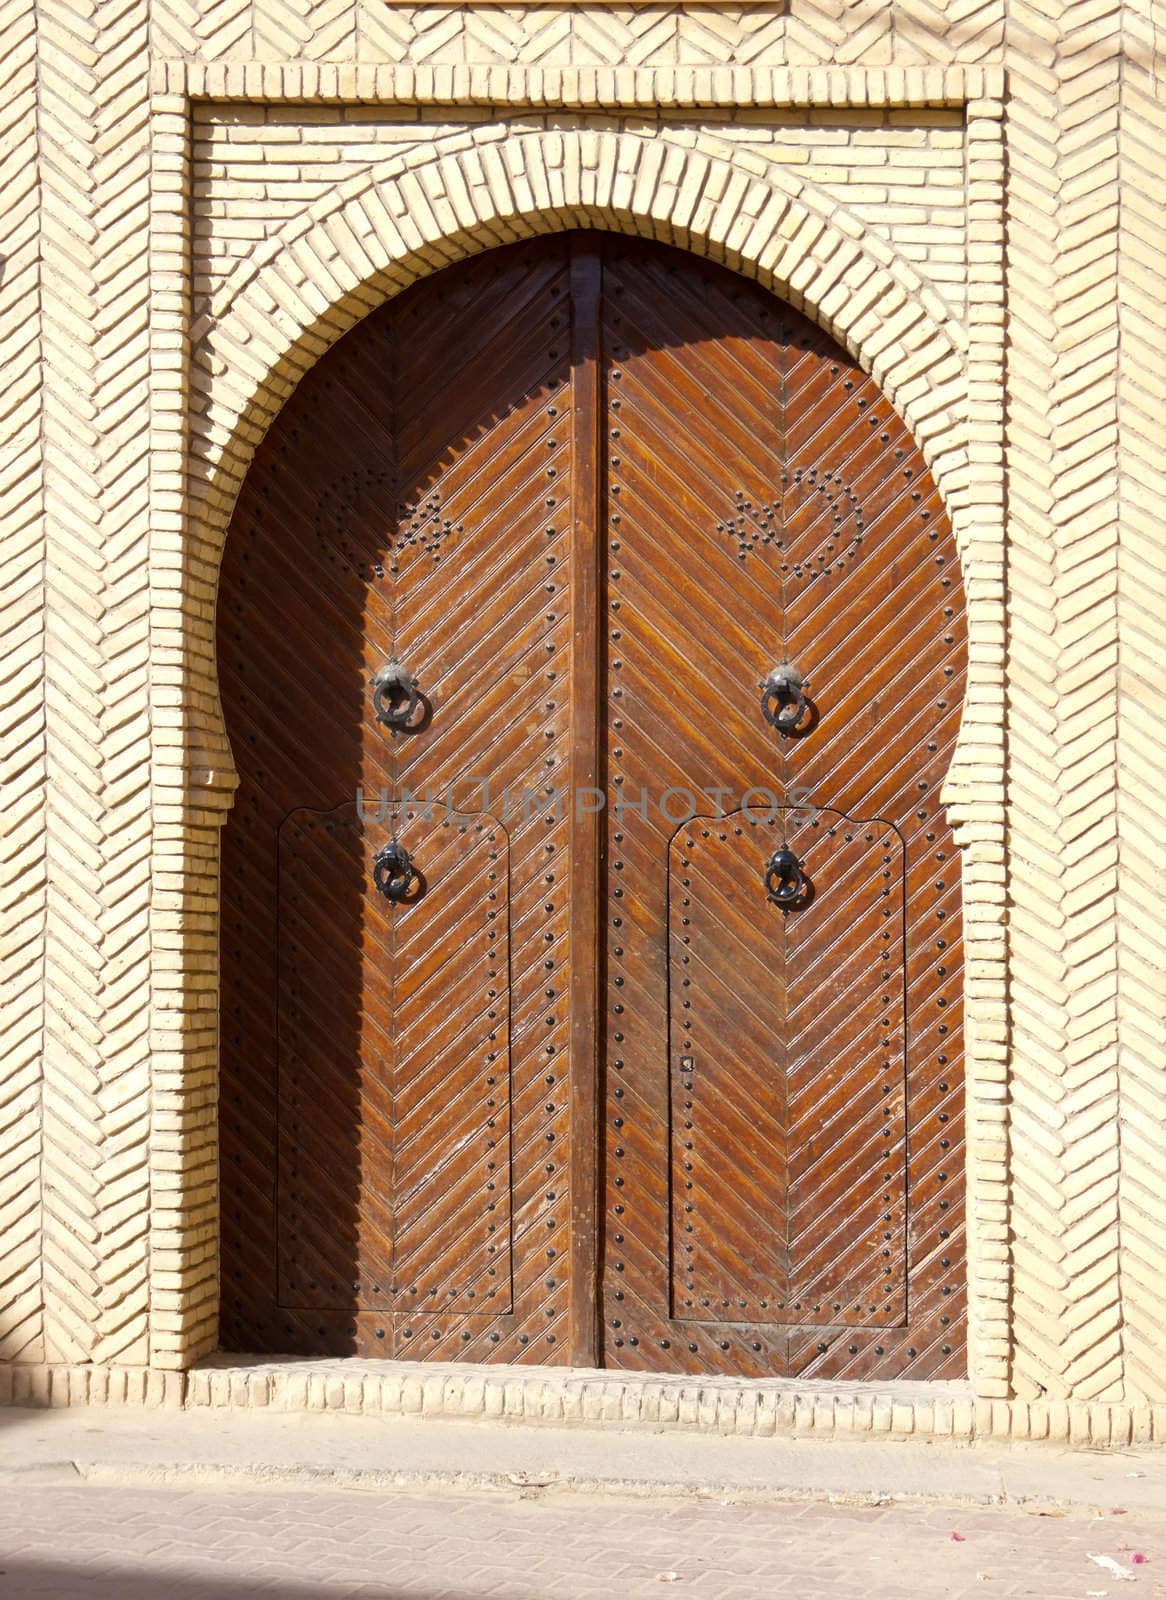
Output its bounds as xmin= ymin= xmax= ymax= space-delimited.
xmin=1116 ymin=0 xmax=1166 ymax=1405
xmin=0 ymin=1482 xmax=1161 ymax=1599
xmin=895 ymin=0 xmax=1006 ymax=59
xmin=0 ymin=0 xmax=46 ymax=1367
xmin=1004 ymin=0 xmax=1123 ymax=1403
xmin=149 ymin=0 xmax=1008 ymax=66
xmin=147 ymin=93 xmax=222 ymax=1370
xmin=949 ymin=86 xmax=1008 ymax=1396
xmin=38 ymin=0 xmax=154 ymax=1365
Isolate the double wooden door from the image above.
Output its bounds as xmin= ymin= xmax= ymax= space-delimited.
xmin=218 ymin=233 xmax=967 ymax=1378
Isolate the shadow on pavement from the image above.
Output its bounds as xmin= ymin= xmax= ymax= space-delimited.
xmin=0 ymin=1559 xmax=463 ymax=1600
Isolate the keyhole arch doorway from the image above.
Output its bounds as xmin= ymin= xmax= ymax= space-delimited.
xmin=216 ymin=230 xmax=968 ymax=1380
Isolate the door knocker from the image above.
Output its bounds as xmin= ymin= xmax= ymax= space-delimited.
xmin=370 ymin=659 xmax=425 ymax=735
xmin=764 ymin=845 xmax=812 ymax=911
xmin=373 ymin=840 xmax=421 ymax=903
xmin=759 ymin=664 xmax=814 ymax=737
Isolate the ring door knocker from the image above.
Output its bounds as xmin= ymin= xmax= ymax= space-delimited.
xmin=370 ymin=658 xmax=424 ymax=736
xmin=373 ymin=839 xmax=420 ymax=904
xmin=759 ymin=664 xmax=814 ymax=737
xmin=764 ymin=845 xmax=812 ymax=912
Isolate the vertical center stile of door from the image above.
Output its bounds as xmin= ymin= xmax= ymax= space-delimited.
xmin=386 ymin=318 xmax=400 ymax=1339
xmin=776 ymin=325 xmax=794 ymax=1297
xmin=775 ymin=320 xmax=792 ymax=801
xmin=566 ymin=239 xmax=604 ymax=1367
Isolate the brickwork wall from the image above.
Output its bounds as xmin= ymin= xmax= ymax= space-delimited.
xmin=0 ymin=0 xmax=1162 ymax=1426
xmin=0 ymin=0 xmax=45 ymax=1368
xmin=192 ymin=103 xmax=968 ymax=313
xmin=152 ymin=0 xmax=1005 ymax=69
xmin=1116 ymin=0 xmax=1166 ymax=1407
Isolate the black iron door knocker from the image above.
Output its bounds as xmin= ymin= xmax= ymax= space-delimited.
xmin=373 ymin=840 xmax=421 ymax=903
xmin=764 ymin=845 xmax=812 ymax=911
xmin=759 ymin=664 xmax=815 ymax=736
xmin=370 ymin=659 xmax=426 ymax=735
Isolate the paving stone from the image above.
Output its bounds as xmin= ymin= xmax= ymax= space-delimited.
xmin=0 ymin=1483 xmax=1162 ymax=1600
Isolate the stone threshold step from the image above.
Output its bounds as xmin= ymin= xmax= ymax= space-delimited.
xmin=4 ymin=1359 xmax=1166 ymax=1448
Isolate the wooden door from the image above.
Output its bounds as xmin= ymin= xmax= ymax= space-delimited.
xmin=595 ymin=242 xmax=965 ymax=1378
xmin=219 ymin=233 xmax=966 ymax=1377
xmin=219 ymin=238 xmax=578 ymax=1360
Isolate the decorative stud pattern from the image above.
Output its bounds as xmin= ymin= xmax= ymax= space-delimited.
xmin=275 ymin=806 xmax=513 ymax=1333
xmin=599 ymin=244 xmax=967 ymax=1379
xmin=315 ymin=474 xmax=463 ymax=580
xmin=668 ymin=812 xmax=908 ymax=1334
xmin=715 ymin=478 xmax=865 ymax=574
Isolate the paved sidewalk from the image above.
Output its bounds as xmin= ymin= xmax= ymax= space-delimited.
xmin=0 ymin=1406 xmax=1164 ymax=1598
xmin=0 ymin=1479 xmax=1161 ymax=1599
xmin=2 ymin=1407 xmax=1164 ymax=1514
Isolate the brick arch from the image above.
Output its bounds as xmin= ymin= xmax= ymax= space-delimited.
xmin=157 ymin=125 xmax=1005 ymax=1375
xmin=194 ymin=132 xmax=965 ymax=532
xmin=189 ymin=125 xmax=973 ymax=802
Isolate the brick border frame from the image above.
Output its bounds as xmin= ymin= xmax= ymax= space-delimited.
xmin=142 ymin=70 xmax=1010 ymax=1397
